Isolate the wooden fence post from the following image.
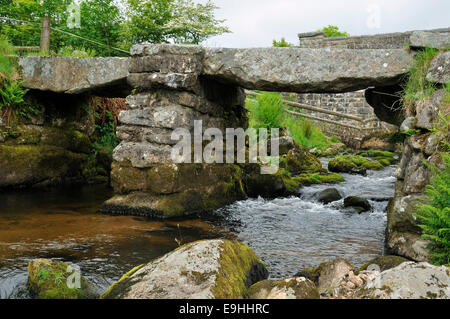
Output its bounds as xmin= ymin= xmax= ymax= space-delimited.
xmin=40 ymin=17 xmax=50 ymax=53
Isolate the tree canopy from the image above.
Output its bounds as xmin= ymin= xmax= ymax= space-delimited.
xmin=0 ymin=0 xmax=231 ymax=56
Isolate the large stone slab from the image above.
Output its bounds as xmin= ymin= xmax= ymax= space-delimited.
xmin=202 ymin=47 xmax=413 ymax=93
xmin=19 ymin=56 xmax=130 ymax=96
xmin=410 ymin=30 xmax=450 ymax=49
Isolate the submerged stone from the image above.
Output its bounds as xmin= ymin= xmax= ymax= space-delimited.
xmin=315 ymin=188 xmax=342 ymax=204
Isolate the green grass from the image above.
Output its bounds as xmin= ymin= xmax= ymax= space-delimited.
xmin=402 ymin=47 xmax=439 ymax=111
xmin=246 ymin=92 xmax=333 ymax=150
xmin=0 ymin=37 xmax=16 ymax=79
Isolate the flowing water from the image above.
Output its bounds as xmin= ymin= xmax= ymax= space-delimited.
xmin=0 ymin=158 xmax=396 ymax=298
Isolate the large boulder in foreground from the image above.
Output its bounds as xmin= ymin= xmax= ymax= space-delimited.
xmin=27 ymin=259 xmax=97 ymax=299
xmin=352 ymin=262 xmax=450 ymax=299
xmin=100 ymin=239 xmax=268 ymax=299
xmin=248 ymin=277 xmax=319 ymax=299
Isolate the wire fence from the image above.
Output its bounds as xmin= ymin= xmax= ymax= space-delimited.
xmin=0 ymin=16 xmax=129 ymax=56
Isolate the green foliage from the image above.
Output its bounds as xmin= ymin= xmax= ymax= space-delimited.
xmin=0 ymin=0 xmax=125 ymax=57
xmin=401 ymin=129 xmax=421 ymax=136
xmin=248 ymin=92 xmax=284 ymax=131
xmin=413 ymin=152 xmax=450 ymax=266
xmin=121 ymin=0 xmax=230 ymax=46
xmin=246 ymin=92 xmax=332 ymax=150
xmin=0 ymin=37 xmax=16 ymax=78
xmin=57 ymin=45 xmax=96 ymax=57
xmin=272 ymin=37 xmax=293 ymax=47
xmin=402 ymin=47 xmax=439 ymax=110
xmin=92 ymin=110 xmax=119 ymax=156
xmin=317 ymin=25 xmax=349 ymax=38
xmin=284 ymin=117 xmax=331 ymax=150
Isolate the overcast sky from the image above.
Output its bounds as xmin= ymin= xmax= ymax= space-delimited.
xmin=196 ymin=0 xmax=450 ymax=48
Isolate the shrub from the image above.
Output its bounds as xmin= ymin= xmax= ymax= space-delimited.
xmin=272 ymin=37 xmax=293 ymax=47
xmin=414 ymin=152 xmax=450 ymax=266
xmin=317 ymin=25 xmax=349 ymax=38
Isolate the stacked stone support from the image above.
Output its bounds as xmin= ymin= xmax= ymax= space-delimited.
xmin=101 ymin=44 xmax=249 ymax=218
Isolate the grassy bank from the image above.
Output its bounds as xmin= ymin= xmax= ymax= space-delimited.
xmin=245 ymin=91 xmax=336 ymax=151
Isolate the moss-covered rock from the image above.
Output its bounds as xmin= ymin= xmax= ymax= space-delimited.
xmin=280 ymin=146 xmax=323 ymax=174
xmin=100 ymin=239 xmax=268 ymax=299
xmin=292 ymin=172 xmax=345 ymax=186
xmin=355 ymin=255 xmax=410 ymax=275
xmin=328 ymin=155 xmax=384 ymax=174
xmin=104 ymin=163 xmax=247 ymax=218
xmin=248 ymin=277 xmax=319 ymax=299
xmin=27 ymin=259 xmax=97 ymax=299
xmin=0 ymin=144 xmax=95 ymax=188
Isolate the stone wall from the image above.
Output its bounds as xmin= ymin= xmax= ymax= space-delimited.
xmin=298 ymin=31 xmax=411 ymax=49
xmin=293 ymin=91 xmax=397 ymax=148
xmin=297 ymin=28 xmax=450 ymax=50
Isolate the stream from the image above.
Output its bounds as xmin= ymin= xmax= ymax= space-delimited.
xmin=0 ymin=158 xmax=396 ymax=299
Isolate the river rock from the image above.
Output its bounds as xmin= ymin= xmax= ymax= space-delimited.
xmin=100 ymin=239 xmax=268 ymax=299
xmin=315 ymin=188 xmax=342 ymax=204
xmin=248 ymin=277 xmax=319 ymax=299
xmin=400 ymin=117 xmax=415 ymax=132
xmin=27 ymin=259 xmax=97 ymax=299
xmin=295 ymin=258 xmax=354 ymax=296
xmin=352 ymin=262 xmax=450 ymax=299
xmin=414 ymin=90 xmax=445 ymax=130
xmin=356 ymin=255 xmax=410 ymax=274
xmin=426 ymin=51 xmax=450 ymax=84
xmin=343 ymin=196 xmax=372 ymax=213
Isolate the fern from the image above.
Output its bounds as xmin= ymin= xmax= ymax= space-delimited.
xmin=413 ymin=152 xmax=450 ymax=266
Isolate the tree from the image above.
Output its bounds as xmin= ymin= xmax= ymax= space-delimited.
xmin=0 ymin=0 xmax=124 ymax=56
xmin=121 ymin=0 xmax=230 ymax=46
xmin=317 ymin=25 xmax=349 ymax=38
xmin=272 ymin=37 xmax=292 ymax=47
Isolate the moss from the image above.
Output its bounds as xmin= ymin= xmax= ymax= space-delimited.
xmin=212 ymin=240 xmax=268 ymax=299
xmin=0 ymin=144 xmax=97 ymax=188
xmin=293 ymin=172 xmax=345 ymax=186
xmin=100 ymin=264 xmax=145 ymax=299
xmin=328 ymin=155 xmax=384 ymax=173
xmin=281 ymin=147 xmax=322 ymax=174
xmin=27 ymin=259 xmax=96 ymax=299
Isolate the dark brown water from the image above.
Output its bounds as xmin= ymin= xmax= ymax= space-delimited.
xmin=0 ymin=184 xmax=232 ymax=298
xmin=0 ymin=158 xmax=395 ymax=299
